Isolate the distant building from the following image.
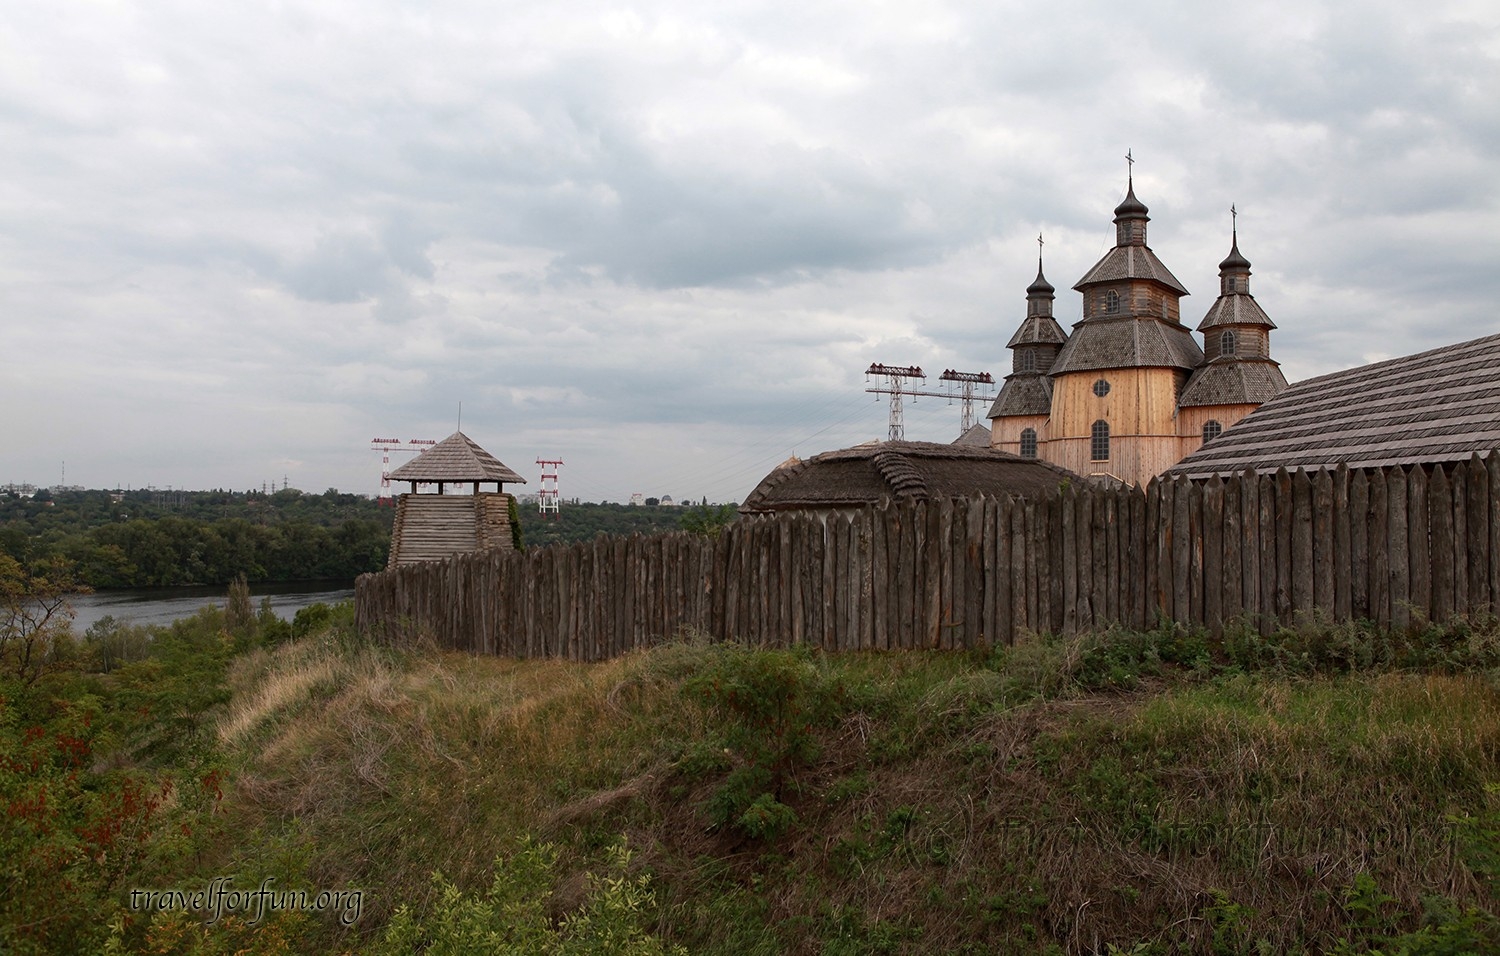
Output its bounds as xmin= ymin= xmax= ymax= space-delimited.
xmin=988 ymin=179 xmax=1287 ymax=488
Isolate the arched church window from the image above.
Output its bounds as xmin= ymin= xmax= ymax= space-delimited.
xmin=1020 ymin=428 xmax=1037 ymax=459
xmin=1091 ymin=420 xmax=1110 ymax=461
xmin=1221 ymin=330 xmax=1237 ymax=357
xmin=1106 ymin=290 xmax=1121 ymax=314
xmin=1019 ymin=349 xmax=1036 ymax=372
xmin=1203 ymin=420 xmax=1223 ymax=443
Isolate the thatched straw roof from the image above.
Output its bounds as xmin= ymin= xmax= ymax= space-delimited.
xmin=741 ymin=440 xmax=1077 ymax=514
xmin=389 ymin=432 xmax=527 ymax=485
xmin=1168 ymin=332 xmax=1500 ymax=478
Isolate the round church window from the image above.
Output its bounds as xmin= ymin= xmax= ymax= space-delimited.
xmin=1092 ymin=378 xmax=1111 ymax=398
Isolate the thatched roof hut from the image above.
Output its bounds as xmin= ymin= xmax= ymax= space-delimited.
xmin=741 ymin=440 xmax=1078 ymax=515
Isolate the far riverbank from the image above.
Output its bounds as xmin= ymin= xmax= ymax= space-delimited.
xmin=70 ymin=581 xmax=355 ymax=633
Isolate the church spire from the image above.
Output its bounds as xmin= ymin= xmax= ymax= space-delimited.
xmin=1218 ymin=205 xmax=1252 ymax=294
xmin=1113 ymin=151 xmax=1149 ymax=246
xmin=1026 ymin=232 xmax=1055 ymax=309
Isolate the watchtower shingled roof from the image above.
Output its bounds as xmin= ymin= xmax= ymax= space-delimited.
xmin=388 ymin=431 xmax=527 ymax=486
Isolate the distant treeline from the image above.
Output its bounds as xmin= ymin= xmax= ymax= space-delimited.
xmin=1 ymin=488 xmax=739 ymax=588
xmin=0 ymin=488 xmax=393 ymax=587
xmin=516 ymin=501 xmax=738 ymax=548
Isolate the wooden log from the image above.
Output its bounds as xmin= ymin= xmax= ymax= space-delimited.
xmin=1204 ymin=476 xmax=1225 ymax=636
xmin=1091 ymin=490 xmax=1108 ymax=629
xmin=857 ymin=509 xmax=875 ymax=649
xmin=1046 ymin=496 xmax=1065 ymax=636
xmin=1025 ymin=499 xmax=1041 ymax=636
xmin=1332 ymin=465 xmax=1352 ymax=621
xmin=1468 ymin=454 xmax=1490 ymax=620
xmin=1272 ymin=468 xmax=1293 ymax=625
xmin=1105 ymin=490 xmax=1121 ymax=626
xmin=1131 ymin=488 xmax=1149 ymax=630
xmin=1312 ymin=469 xmax=1335 ymax=614
xmin=1490 ymin=452 xmax=1500 ymax=612
xmin=1350 ymin=470 xmax=1371 ymax=621
xmin=924 ymin=501 xmax=944 ymax=648
xmin=1032 ymin=495 xmax=1056 ymax=636
xmin=1238 ymin=471 xmax=1258 ymax=625
xmin=1162 ymin=479 xmax=1181 ymax=624
xmin=868 ymin=504 xmax=885 ymax=649
xmin=984 ymin=495 xmax=996 ymax=645
xmin=894 ymin=501 xmax=913 ymax=649
xmin=1258 ymin=472 xmax=1278 ymax=634
xmin=1389 ymin=468 xmax=1411 ymax=631
xmin=1145 ymin=478 xmax=1163 ymax=625
xmin=1172 ymin=477 xmax=1193 ymax=625
xmin=1011 ymin=500 xmax=1029 ymax=639
xmin=786 ymin=513 xmax=798 ymax=642
xmin=989 ymin=497 xmax=1008 ymax=646
xmin=1408 ymin=466 xmax=1431 ymax=621
xmin=1061 ymin=487 xmax=1077 ymax=635
xmin=1080 ymin=490 xmax=1098 ymax=630
xmin=836 ymin=515 xmax=853 ymax=651
xmin=1291 ymin=469 xmax=1314 ymax=616
xmin=942 ymin=498 xmax=958 ymax=650
xmin=1221 ymin=476 xmax=1242 ymax=626
xmin=1453 ymin=462 xmax=1471 ymax=618
xmin=966 ymin=496 xmax=986 ymax=648
xmin=1187 ymin=480 xmax=1204 ymax=628
xmin=1431 ymin=465 xmax=1455 ymax=623
xmin=1369 ymin=469 xmax=1391 ymax=628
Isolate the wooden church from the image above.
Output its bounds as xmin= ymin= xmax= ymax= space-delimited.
xmin=988 ymin=177 xmax=1288 ymax=488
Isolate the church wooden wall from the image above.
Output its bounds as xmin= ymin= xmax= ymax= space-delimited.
xmin=1046 ymin=367 xmax=1185 ymax=487
xmin=1176 ymin=404 xmax=1258 ymax=462
xmin=989 ymin=414 xmax=1048 ymax=457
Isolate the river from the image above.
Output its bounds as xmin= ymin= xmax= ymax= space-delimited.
xmin=69 ymin=581 xmax=356 ymax=634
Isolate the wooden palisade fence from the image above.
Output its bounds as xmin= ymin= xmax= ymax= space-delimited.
xmin=355 ymin=455 xmax=1500 ymax=659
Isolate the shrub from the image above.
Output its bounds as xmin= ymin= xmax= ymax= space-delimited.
xmin=683 ymin=644 xmax=848 ymax=839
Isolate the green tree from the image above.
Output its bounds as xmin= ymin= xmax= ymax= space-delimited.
xmin=0 ymin=555 xmax=83 ymax=685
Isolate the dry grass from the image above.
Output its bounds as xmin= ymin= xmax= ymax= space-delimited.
xmin=207 ymin=633 xmax=1500 ymax=954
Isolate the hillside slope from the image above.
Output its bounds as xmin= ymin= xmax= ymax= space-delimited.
xmin=198 ymin=618 xmax=1500 ymax=954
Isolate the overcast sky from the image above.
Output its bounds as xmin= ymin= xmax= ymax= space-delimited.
xmin=3 ymin=0 xmax=1498 ymax=503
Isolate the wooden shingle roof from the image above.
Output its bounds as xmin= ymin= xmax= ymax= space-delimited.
xmin=1168 ymin=333 xmax=1500 ymax=477
xmin=741 ymin=441 xmax=1077 ymax=513
xmin=987 ymin=373 xmax=1053 ymax=418
xmin=388 ymin=431 xmax=528 ymax=484
xmin=1073 ymin=245 xmax=1189 ymax=295
xmin=1050 ymin=316 xmax=1204 ymax=375
xmin=1177 ymin=359 xmax=1288 ymax=408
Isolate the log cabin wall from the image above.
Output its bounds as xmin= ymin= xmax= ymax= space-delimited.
xmin=357 ymin=455 xmax=1500 ymax=658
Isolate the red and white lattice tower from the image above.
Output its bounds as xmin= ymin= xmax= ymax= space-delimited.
xmin=370 ymin=437 xmax=437 ymax=505
xmin=536 ymin=458 xmax=564 ymax=518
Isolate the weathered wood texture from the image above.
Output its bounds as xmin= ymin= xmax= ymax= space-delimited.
xmin=356 ymin=456 xmax=1500 ymax=657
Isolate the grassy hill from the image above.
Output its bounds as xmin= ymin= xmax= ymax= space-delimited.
xmin=6 ymin=600 xmax=1500 ymax=953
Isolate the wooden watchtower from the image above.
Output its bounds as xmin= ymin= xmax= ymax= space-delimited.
xmin=385 ymin=431 xmax=527 ymax=568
